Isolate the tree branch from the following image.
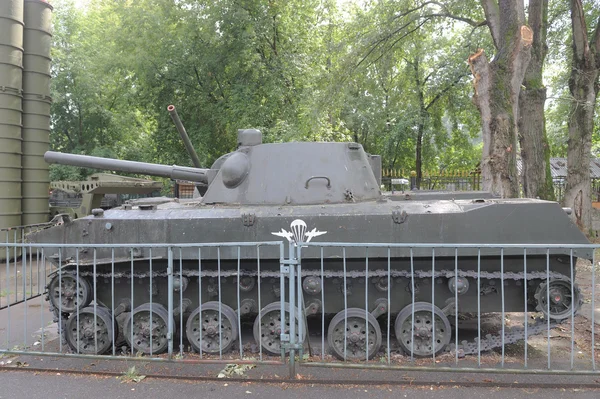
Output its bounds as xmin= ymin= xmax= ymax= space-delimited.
xmin=527 ymin=0 xmax=545 ymax=51
xmin=481 ymin=0 xmax=501 ymax=49
xmin=355 ymin=18 xmax=418 ymax=70
xmin=193 ymin=66 xmax=205 ymax=89
xmin=357 ymin=2 xmax=486 ymax=74
xmin=194 ymin=66 xmax=222 ymax=103
xmin=392 ymin=1 xmax=438 ymax=21
xmin=592 ymin=14 xmax=600 ymax=69
xmin=570 ymin=0 xmax=589 ymax=62
xmin=213 ymin=73 xmax=227 ymax=101
xmin=358 ymin=19 xmax=431 ymax=71
xmin=420 ymin=12 xmax=487 ymax=27
xmin=425 ymin=71 xmax=469 ymax=111
xmin=148 ymin=59 xmax=202 ymax=93
xmin=62 ymin=127 xmax=75 ymax=148
xmin=423 ymin=71 xmax=434 ymax=85
xmin=393 ymin=1 xmax=485 ymax=27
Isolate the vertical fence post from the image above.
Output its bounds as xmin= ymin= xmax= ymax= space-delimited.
xmin=40 ymin=248 xmax=45 ymax=352
xmin=297 ymin=245 xmax=304 ymax=360
xmin=546 ymin=248 xmax=551 ymax=370
xmin=431 ymin=248 xmax=436 ymax=365
xmin=167 ymin=247 xmax=174 ymax=360
xmin=279 ymin=244 xmax=286 ymax=362
xmin=58 ymin=248 xmax=62 ymax=353
xmin=365 ymin=248 xmax=369 ymax=362
xmin=23 ymin=242 xmax=27 ymax=348
xmin=320 ymin=247 xmax=325 ymax=361
xmin=454 ymin=248 xmax=458 ymax=365
xmin=149 ymin=250 xmax=153 ymax=357
xmin=4 ymin=232 xmax=10 ymax=350
xmin=198 ymin=247 xmax=205 ymax=359
xmin=129 ymin=249 xmax=134 ymax=356
xmin=180 ymin=249 xmax=185 ymax=358
xmin=1 ymin=231 xmax=5 ymax=310
xmin=288 ymin=242 xmax=297 ymax=379
xmin=237 ymin=246 xmax=243 ymax=360
xmin=93 ymin=248 xmax=98 ymax=355
xmin=592 ymin=249 xmax=596 ymax=371
xmin=501 ymin=248 xmax=505 ymax=367
xmin=198 ymin=248 xmax=203 ymax=361
xmin=386 ymin=247 xmax=391 ymax=364
xmin=477 ymin=247 xmax=481 ymax=367
xmin=343 ymin=247 xmax=348 ymax=362
xmin=13 ymin=230 xmax=16 ymax=306
xmin=111 ymin=248 xmax=115 ymax=356
xmin=570 ymin=249 xmax=575 ymax=370
xmin=410 ymin=248 xmax=415 ymax=361
xmin=75 ymin=248 xmax=79 ymax=354
xmin=523 ymin=248 xmax=528 ymax=369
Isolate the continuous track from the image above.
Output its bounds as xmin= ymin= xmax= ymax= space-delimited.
xmin=45 ymin=267 xmax=581 ymax=358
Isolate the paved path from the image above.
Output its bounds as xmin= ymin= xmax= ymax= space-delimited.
xmin=0 ymin=296 xmax=58 ymax=350
xmin=0 ymin=369 xmax=598 ymax=399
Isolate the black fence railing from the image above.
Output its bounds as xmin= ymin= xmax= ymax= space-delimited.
xmin=552 ymin=177 xmax=600 ymax=203
xmin=382 ymin=171 xmax=482 ymax=193
xmin=383 ymin=171 xmax=600 ymax=203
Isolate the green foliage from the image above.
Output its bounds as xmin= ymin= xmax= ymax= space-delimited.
xmin=49 ymin=0 xmax=587 ymax=182
xmin=118 ymin=366 xmax=146 ymax=383
xmin=51 ymin=0 xmax=156 ymax=163
xmin=545 ymin=0 xmax=600 ymax=158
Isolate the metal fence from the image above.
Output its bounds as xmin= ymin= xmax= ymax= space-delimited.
xmin=0 ymin=241 xmax=288 ymax=368
xmin=382 ymin=172 xmax=482 ymax=192
xmin=553 ymin=177 xmax=600 ymax=203
xmin=1 ymin=239 xmax=599 ymax=379
xmin=295 ymin=242 xmax=598 ymax=377
xmin=382 ymin=172 xmax=600 ymax=203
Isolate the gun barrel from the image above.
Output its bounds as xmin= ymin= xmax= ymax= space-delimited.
xmin=167 ymin=105 xmax=202 ymax=168
xmin=44 ymin=151 xmax=210 ymax=184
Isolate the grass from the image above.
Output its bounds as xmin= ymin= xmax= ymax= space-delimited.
xmin=118 ymin=366 xmax=146 ymax=383
xmin=217 ymin=363 xmax=256 ymax=378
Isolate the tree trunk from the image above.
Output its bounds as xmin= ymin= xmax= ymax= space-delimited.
xmin=416 ymin=128 xmax=423 ymax=188
xmin=563 ymin=0 xmax=600 ymax=231
xmin=518 ymin=0 xmax=555 ymax=200
xmin=469 ymin=0 xmax=533 ymax=197
xmin=412 ymin=57 xmax=426 ymax=190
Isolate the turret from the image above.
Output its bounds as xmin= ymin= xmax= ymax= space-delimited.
xmin=45 ymin=129 xmax=382 ymax=205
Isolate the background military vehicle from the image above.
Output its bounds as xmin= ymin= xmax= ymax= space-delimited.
xmin=49 ymin=173 xmax=163 ymax=219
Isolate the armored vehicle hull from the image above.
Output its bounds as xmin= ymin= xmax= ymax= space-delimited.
xmin=30 ymin=195 xmax=589 ymax=358
xmin=27 ymin=126 xmax=590 ymax=360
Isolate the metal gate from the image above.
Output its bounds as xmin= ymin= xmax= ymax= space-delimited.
xmin=0 ymin=224 xmax=54 ymax=310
